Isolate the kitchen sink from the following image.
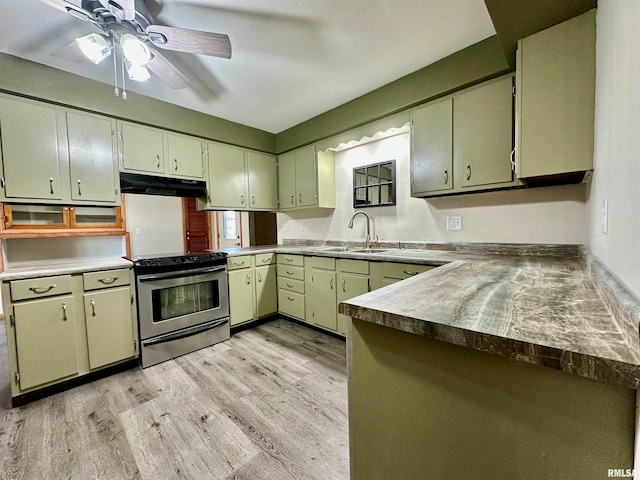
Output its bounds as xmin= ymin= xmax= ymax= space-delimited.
xmin=311 ymin=246 xmax=348 ymax=252
xmin=348 ymin=248 xmax=391 ymax=253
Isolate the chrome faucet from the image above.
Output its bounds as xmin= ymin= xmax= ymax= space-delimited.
xmin=348 ymin=211 xmax=372 ymax=248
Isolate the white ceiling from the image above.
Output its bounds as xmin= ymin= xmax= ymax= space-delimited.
xmin=0 ymin=0 xmax=496 ymax=133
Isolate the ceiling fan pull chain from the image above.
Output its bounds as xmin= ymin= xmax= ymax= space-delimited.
xmin=121 ymin=52 xmax=128 ymax=100
xmin=112 ymin=45 xmax=119 ymax=98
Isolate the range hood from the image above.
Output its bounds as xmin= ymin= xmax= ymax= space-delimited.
xmin=120 ymin=172 xmax=207 ymax=197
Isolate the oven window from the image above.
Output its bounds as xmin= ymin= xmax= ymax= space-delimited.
xmin=151 ymin=279 xmax=221 ymax=322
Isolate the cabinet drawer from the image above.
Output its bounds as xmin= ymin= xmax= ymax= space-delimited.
xmin=254 ymin=253 xmax=276 ymax=266
xmin=382 ymin=262 xmax=434 ymax=280
xmin=278 ymin=277 xmax=305 ymax=294
xmin=337 ymin=259 xmax=369 ymax=275
xmin=83 ymin=269 xmax=131 ymax=291
xmin=278 ymin=289 xmax=305 ymax=320
xmin=308 ymin=256 xmax=336 ymax=271
xmin=227 ymin=256 xmax=252 ymax=270
xmin=277 ymin=254 xmax=304 ymax=267
xmin=277 ymin=264 xmax=305 ymax=281
xmin=10 ymin=275 xmax=72 ymax=301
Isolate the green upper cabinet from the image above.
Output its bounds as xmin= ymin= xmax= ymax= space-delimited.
xmin=166 ymin=132 xmax=204 ymax=179
xmin=410 ymin=98 xmax=453 ymax=196
xmin=118 ymin=121 xmax=165 ymax=175
xmin=411 ymin=74 xmax=515 ymax=198
xmin=247 ymin=151 xmax=278 ymax=210
xmin=277 ymin=145 xmax=335 ymax=211
xmin=0 ymin=96 xmax=63 ymax=201
xmin=277 ymin=152 xmax=296 ymax=210
xmin=205 ymin=141 xmax=247 ymax=209
xmin=516 ymin=10 xmax=595 ymax=181
xmin=454 ymin=75 xmax=514 ymax=189
xmin=67 ymin=111 xmax=119 ymax=203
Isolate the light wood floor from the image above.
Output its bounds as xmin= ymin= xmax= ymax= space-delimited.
xmin=0 ymin=319 xmax=349 ymax=480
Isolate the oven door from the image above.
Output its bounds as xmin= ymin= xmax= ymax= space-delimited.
xmin=136 ymin=265 xmax=229 ymax=340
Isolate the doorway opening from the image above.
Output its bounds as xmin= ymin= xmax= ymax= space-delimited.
xmin=182 ymin=198 xmax=211 ymax=253
xmin=216 ymin=211 xmax=243 ymax=249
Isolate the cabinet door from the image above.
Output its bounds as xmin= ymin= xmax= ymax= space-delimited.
xmin=247 ymin=151 xmax=278 ymax=210
xmin=167 ymin=133 xmax=204 ymax=179
xmin=14 ymin=295 xmax=78 ymax=390
xmin=294 ymin=145 xmax=317 ymax=207
xmin=228 ymin=268 xmax=254 ymax=326
xmin=0 ymin=97 xmax=63 ymax=200
xmin=337 ymin=273 xmax=369 ymax=336
xmin=516 ymin=10 xmax=595 ymax=178
xmin=277 ymin=152 xmax=296 ymax=209
xmin=255 ymin=264 xmax=277 ymax=318
xmin=455 ymin=76 xmax=514 ymax=188
xmin=120 ymin=122 xmax=165 ymax=174
xmin=308 ymin=269 xmax=337 ymax=331
xmin=410 ymin=98 xmax=453 ymax=195
xmin=67 ymin=112 xmax=119 ymax=203
xmin=84 ymin=287 xmax=135 ymax=370
xmin=207 ymin=142 xmax=247 ymax=209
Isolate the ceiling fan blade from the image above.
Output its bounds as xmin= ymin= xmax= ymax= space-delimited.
xmin=50 ymin=41 xmax=88 ymax=64
xmin=146 ymin=25 xmax=232 ymax=59
xmin=147 ymin=48 xmax=191 ymax=90
xmin=37 ymin=0 xmax=94 ymax=20
xmin=98 ymin=0 xmax=136 ymax=21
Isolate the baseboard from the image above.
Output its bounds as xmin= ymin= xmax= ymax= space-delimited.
xmin=278 ymin=315 xmax=346 ymax=341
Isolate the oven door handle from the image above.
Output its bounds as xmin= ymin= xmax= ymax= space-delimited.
xmin=141 ymin=318 xmax=229 ymax=347
xmin=138 ymin=266 xmax=226 ymax=282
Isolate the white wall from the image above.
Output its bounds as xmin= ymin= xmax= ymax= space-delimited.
xmin=278 ymin=132 xmax=587 ymax=245
xmin=124 ymin=194 xmax=185 ymax=256
xmin=586 ymin=0 xmax=640 ymax=298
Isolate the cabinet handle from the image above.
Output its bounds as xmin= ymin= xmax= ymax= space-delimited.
xmin=342 ymin=279 xmax=346 ymax=293
xmin=286 ymin=283 xmax=294 ymax=288
xmin=98 ymin=277 xmax=119 ymax=285
xmin=299 ymin=194 xmax=302 ymax=203
xmin=262 ymin=258 xmax=270 ymax=263
xmin=62 ymin=302 xmax=68 ymax=321
xmin=258 ymin=272 xmax=263 ymax=282
xmin=251 ymin=195 xmax=255 ymax=205
xmin=49 ymin=178 xmax=54 ymax=195
xmin=330 ymin=277 xmax=334 ymax=290
xmin=90 ymin=299 xmax=96 ymax=317
xmin=443 ymin=169 xmax=448 ymax=185
xmin=403 ymin=270 xmax=419 ymax=276
xmin=466 ymin=164 xmax=471 ymax=181
xmin=510 ymin=149 xmax=516 ymax=172
xmin=29 ymin=284 xmax=56 ymax=294
xmin=284 ymin=257 xmax=293 ymax=262
xmin=246 ymin=273 xmax=251 ymax=284
xmin=290 ymin=195 xmax=294 ymax=205
xmin=234 ymin=261 xmax=245 ymax=266
xmin=287 ymin=296 xmax=294 ymax=301
xmin=240 ymin=194 xmax=245 ymax=205
xmin=77 ymin=179 xmax=82 ymax=196
xmin=286 ymin=271 xmax=294 ymax=275
xmin=174 ymin=158 xmax=178 ymax=171
xmin=156 ymin=155 xmax=161 ymax=168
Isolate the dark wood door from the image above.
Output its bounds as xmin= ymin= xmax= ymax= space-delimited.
xmin=182 ymin=198 xmax=211 ymax=253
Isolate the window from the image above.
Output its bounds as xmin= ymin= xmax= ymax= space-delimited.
xmin=353 ymin=160 xmax=396 ymax=208
xmin=222 ymin=211 xmax=237 ymax=239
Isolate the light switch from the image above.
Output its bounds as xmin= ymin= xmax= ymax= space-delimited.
xmin=447 ymin=216 xmax=462 ymax=231
xmin=283 ymin=222 xmax=289 ymax=232
xmin=298 ymin=222 xmax=304 ymax=231
xmin=602 ymin=197 xmax=609 ymax=234
xmin=135 ymin=227 xmax=142 ymax=236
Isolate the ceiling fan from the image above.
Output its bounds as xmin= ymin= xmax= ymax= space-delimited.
xmin=37 ymin=0 xmax=232 ymax=94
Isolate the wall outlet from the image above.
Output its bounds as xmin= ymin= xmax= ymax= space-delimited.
xmin=135 ymin=227 xmax=142 ymax=236
xmin=298 ymin=222 xmax=304 ymax=231
xmin=447 ymin=216 xmax=463 ymax=231
xmin=283 ymin=222 xmax=289 ymax=232
xmin=602 ymin=197 xmax=609 ymax=234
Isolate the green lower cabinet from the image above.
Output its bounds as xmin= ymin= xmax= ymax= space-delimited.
xmin=255 ymin=264 xmax=277 ymax=318
xmin=84 ymin=287 xmax=135 ymax=370
xmin=307 ymin=269 xmax=338 ymax=331
xmin=337 ymin=273 xmax=370 ymax=336
xmin=228 ymin=268 xmax=255 ymax=326
xmin=13 ymin=295 xmax=78 ymax=391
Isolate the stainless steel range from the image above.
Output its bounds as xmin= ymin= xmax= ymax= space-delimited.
xmin=132 ymin=252 xmax=229 ymax=368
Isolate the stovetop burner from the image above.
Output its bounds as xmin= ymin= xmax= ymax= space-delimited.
xmin=132 ymin=251 xmax=228 ymax=274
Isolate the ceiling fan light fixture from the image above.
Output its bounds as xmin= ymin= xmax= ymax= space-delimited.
xmin=124 ymin=57 xmax=151 ymax=81
xmin=75 ymin=33 xmax=112 ymax=64
xmin=120 ymin=34 xmax=151 ymax=66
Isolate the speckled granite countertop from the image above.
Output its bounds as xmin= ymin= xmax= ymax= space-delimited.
xmin=223 ymin=241 xmax=640 ymax=389
xmin=0 ymin=257 xmax=133 ymax=281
